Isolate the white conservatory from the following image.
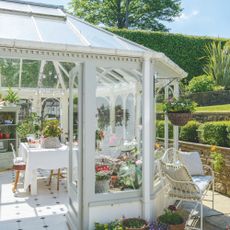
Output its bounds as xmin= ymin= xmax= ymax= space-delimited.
xmin=0 ymin=0 xmax=187 ymax=229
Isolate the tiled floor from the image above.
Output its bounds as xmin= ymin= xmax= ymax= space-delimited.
xmin=0 ymin=169 xmax=69 ymax=230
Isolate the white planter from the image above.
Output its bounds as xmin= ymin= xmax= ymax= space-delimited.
xmin=95 ymin=179 xmax=110 ymax=193
xmin=41 ymin=137 xmax=61 ymax=148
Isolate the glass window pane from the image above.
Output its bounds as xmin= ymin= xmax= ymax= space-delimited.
xmin=0 ymin=58 xmax=19 ymax=87
xmin=41 ymin=61 xmax=58 ymax=88
xmin=41 ymin=98 xmax=60 ymax=120
xmin=95 ymin=68 xmax=143 ymax=194
xmin=21 ymin=60 xmax=40 ymax=88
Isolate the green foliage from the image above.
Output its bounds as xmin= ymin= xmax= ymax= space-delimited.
xmin=70 ymin=0 xmax=182 ymax=31
xmin=42 ymin=119 xmax=62 ymax=137
xmin=210 ymin=151 xmax=224 ymax=172
xmin=188 ymin=75 xmax=215 ymax=93
xmin=203 ymin=42 xmax=230 ymax=89
xmin=198 ymin=121 xmax=230 ymax=147
xmin=118 ymin=161 xmax=142 ymax=189
xmin=95 ymin=219 xmax=123 ymax=230
xmin=17 ymin=113 xmax=41 ymax=139
xmin=180 ymin=120 xmax=200 ymax=142
xmin=156 ymin=120 xmax=173 ymax=139
xmin=108 ymin=29 xmax=227 ymax=81
xmin=158 ymin=208 xmax=183 ymax=225
xmin=4 ymin=88 xmax=19 ymax=104
xmin=163 ymin=97 xmax=196 ymax=113
xmin=123 ymin=218 xmax=147 ymax=228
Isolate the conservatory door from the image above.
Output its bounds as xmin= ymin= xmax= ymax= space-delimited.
xmin=67 ymin=65 xmax=82 ymax=230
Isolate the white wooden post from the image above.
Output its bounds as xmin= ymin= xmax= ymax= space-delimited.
xmin=142 ymin=54 xmax=153 ymax=221
xmin=173 ymin=80 xmax=179 ymax=150
xmin=81 ymin=61 xmax=96 ymax=229
xmin=164 ymin=84 xmax=169 ymax=150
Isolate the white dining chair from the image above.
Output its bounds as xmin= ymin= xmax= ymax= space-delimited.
xmin=10 ymin=143 xmax=26 ymax=193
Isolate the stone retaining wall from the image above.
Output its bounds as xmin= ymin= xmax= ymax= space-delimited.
xmin=157 ymin=112 xmax=230 ymax=123
xmin=187 ymin=90 xmax=230 ymax=106
xmin=179 ymin=141 xmax=230 ymax=196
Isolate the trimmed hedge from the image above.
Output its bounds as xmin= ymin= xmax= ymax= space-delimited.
xmin=180 ymin=120 xmax=200 ymax=142
xmin=108 ymin=28 xmax=228 ymax=81
xmin=198 ymin=121 xmax=230 ymax=147
xmin=156 ymin=120 xmax=173 ymax=139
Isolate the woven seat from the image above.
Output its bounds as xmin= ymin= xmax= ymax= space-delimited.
xmin=159 ymin=148 xmax=214 ymax=230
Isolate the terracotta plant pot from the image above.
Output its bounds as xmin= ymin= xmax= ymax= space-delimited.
xmin=167 ymin=112 xmax=192 ymax=126
xmin=169 ymin=222 xmax=185 ymax=230
xmin=4 ymin=133 xmax=10 ymax=139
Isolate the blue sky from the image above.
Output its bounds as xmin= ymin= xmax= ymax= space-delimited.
xmin=26 ymin=0 xmax=230 ymax=39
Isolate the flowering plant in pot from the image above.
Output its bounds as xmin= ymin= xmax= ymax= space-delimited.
xmin=95 ymin=164 xmax=112 ymax=193
xmin=158 ymin=205 xmax=185 ymax=230
xmin=41 ymin=119 xmax=62 ymax=148
xmin=122 ymin=217 xmax=148 ymax=230
xmin=163 ymin=97 xmax=196 ymax=126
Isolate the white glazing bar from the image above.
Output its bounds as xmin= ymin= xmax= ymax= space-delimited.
xmin=142 ymin=55 xmax=153 ymax=221
xmin=173 ymin=81 xmax=179 ymax=150
xmin=164 ymin=84 xmax=169 ymax=150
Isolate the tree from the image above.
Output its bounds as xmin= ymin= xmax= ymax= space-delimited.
xmin=69 ymin=0 xmax=182 ymax=31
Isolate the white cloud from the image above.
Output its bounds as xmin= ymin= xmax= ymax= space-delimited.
xmin=174 ymin=10 xmax=199 ymax=22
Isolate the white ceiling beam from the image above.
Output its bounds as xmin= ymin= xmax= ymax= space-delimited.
xmin=37 ymin=60 xmax=46 ymax=87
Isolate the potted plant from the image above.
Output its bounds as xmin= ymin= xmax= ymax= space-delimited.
xmin=4 ymin=88 xmax=19 ymax=106
xmin=41 ymin=119 xmax=62 ymax=148
xmin=118 ymin=160 xmax=142 ymax=190
xmin=17 ymin=113 xmax=41 ymax=141
xmin=210 ymin=145 xmax=224 ymax=172
xmin=163 ymin=97 xmax=196 ymax=126
xmin=95 ymin=164 xmax=111 ymax=193
xmin=122 ymin=217 xmax=148 ymax=230
xmin=158 ymin=205 xmax=185 ymax=230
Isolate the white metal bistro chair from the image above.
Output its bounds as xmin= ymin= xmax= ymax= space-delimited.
xmin=159 ymin=147 xmax=214 ymax=230
xmin=10 ymin=143 xmax=26 ymax=193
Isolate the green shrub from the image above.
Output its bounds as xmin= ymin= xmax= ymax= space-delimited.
xmin=188 ymin=75 xmax=215 ymax=93
xmin=108 ymin=28 xmax=227 ymax=81
xmin=156 ymin=120 xmax=173 ymax=139
xmin=180 ymin=120 xmax=200 ymax=142
xmin=198 ymin=121 xmax=230 ymax=147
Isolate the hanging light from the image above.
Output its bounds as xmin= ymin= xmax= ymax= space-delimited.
xmin=43 ymin=74 xmax=46 ymax=79
xmin=54 ymin=75 xmax=57 ymax=79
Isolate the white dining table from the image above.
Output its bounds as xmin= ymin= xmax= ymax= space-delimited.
xmin=19 ymin=143 xmax=69 ymax=195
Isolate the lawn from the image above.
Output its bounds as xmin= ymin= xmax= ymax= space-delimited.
xmin=196 ymin=104 xmax=230 ymax=112
xmin=156 ymin=103 xmax=230 ymax=112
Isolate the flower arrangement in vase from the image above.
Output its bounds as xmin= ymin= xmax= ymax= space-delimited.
xmin=95 ymin=129 xmax=104 ymax=151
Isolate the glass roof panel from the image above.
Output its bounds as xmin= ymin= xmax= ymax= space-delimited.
xmin=30 ymin=5 xmax=65 ymax=17
xmin=0 ymin=1 xmax=30 ymax=12
xmin=68 ymin=17 xmax=143 ymax=51
xmin=35 ymin=17 xmax=82 ymax=45
xmin=0 ymin=13 xmax=39 ymax=41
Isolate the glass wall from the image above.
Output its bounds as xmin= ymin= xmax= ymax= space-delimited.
xmin=95 ymin=69 xmax=142 ymax=194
